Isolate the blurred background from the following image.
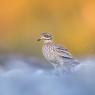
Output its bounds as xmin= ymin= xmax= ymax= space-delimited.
xmin=0 ymin=0 xmax=95 ymax=57
xmin=0 ymin=1 xmax=95 ymax=95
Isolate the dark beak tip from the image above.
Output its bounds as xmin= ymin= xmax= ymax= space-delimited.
xmin=37 ymin=39 xmax=41 ymax=41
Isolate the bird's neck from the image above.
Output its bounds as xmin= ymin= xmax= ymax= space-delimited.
xmin=44 ymin=40 xmax=53 ymax=44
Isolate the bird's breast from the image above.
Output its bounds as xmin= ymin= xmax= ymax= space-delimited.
xmin=42 ymin=45 xmax=57 ymax=62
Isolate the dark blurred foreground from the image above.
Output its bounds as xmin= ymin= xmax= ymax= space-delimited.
xmin=0 ymin=54 xmax=95 ymax=95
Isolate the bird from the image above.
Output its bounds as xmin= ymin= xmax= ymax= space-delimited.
xmin=37 ymin=32 xmax=79 ymax=72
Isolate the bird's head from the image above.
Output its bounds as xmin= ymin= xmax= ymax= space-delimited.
xmin=37 ymin=33 xmax=53 ymax=43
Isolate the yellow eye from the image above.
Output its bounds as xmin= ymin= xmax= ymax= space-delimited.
xmin=44 ymin=35 xmax=50 ymax=38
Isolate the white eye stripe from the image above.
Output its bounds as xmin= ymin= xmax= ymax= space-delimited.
xmin=43 ymin=37 xmax=52 ymax=40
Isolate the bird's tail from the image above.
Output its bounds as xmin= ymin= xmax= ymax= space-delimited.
xmin=62 ymin=57 xmax=80 ymax=72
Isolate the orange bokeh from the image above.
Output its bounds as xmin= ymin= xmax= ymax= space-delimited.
xmin=0 ymin=0 xmax=95 ymax=56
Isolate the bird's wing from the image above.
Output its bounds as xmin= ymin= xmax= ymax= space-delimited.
xmin=53 ymin=44 xmax=73 ymax=59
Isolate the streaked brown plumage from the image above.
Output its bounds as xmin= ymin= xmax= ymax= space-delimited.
xmin=37 ymin=33 xmax=79 ymax=71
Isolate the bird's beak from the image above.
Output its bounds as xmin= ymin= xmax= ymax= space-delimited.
xmin=37 ymin=38 xmax=41 ymax=41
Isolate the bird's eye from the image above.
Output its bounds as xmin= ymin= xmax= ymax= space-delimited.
xmin=44 ymin=35 xmax=50 ymax=38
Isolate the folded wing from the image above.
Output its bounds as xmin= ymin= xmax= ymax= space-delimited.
xmin=53 ymin=44 xmax=73 ymax=59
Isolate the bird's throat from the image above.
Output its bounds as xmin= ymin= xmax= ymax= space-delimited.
xmin=44 ymin=39 xmax=53 ymax=44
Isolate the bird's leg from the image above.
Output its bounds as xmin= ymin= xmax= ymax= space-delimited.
xmin=58 ymin=60 xmax=64 ymax=70
xmin=51 ymin=62 xmax=64 ymax=76
xmin=51 ymin=63 xmax=58 ymax=71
